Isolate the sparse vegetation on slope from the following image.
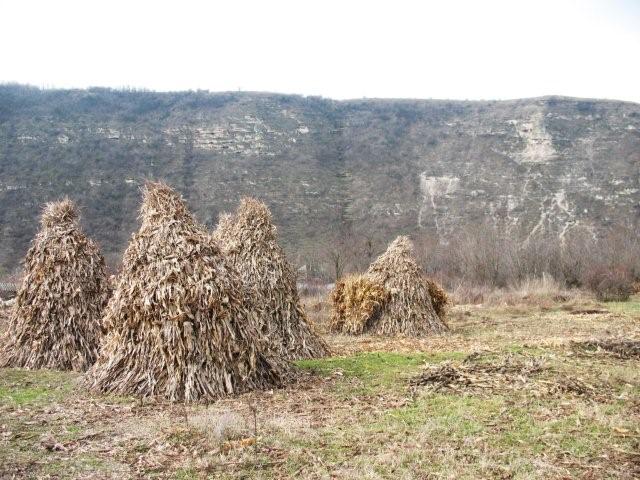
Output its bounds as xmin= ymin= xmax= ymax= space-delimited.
xmin=1 ymin=85 xmax=639 ymax=282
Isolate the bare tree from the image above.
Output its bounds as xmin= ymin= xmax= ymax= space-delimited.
xmin=323 ymin=223 xmax=355 ymax=282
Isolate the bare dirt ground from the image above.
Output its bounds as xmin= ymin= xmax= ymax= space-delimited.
xmin=1 ymin=297 xmax=639 ymax=479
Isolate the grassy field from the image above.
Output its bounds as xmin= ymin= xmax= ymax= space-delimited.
xmin=0 ymin=297 xmax=639 ymax=479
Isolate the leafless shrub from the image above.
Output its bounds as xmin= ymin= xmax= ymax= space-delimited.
xmin=417 ymin=224 xmax=640 ymax=302
xmin=297 ymin=279 xmax=332 ymax=298
xmin=306 ymin=222 xmax=639 ymax=303
xmin=583 ymin=266 xmax=634 ymax=302
xmin=450 ymin=283 xmax=491 ymax=305
xmin=450 ymin=275 xmax=580 ymax=306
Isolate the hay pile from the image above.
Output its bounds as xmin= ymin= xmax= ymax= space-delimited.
xmin=214 ymin=198 xmax=329 ymax=359
xmin=0 ymin=199 xmax=109 ymax=371
xmin=411 ymin=353 xmax=610 ymax=400
xmin=329 ymin=275 xmax=389 ymax=334
xmin=330 ymin=236 xmax=448 ymax=336
xmin=85 ymin=183 xmax=287 ymax=402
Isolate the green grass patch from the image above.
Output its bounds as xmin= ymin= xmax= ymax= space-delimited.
xmin=296 ymin=351 xmax=465 ymax=391
xmin=379 ymin=394 xmax=504 ymax=436
xmin=173 ymin=467 xmax=199 ymax=480
xmin=0 ymin=368 xmax=76 ymax=405
xmin=40 ymin=454 xmax=111 ymax=478
xmin=605 ymin=296 xmax=640 ymax=315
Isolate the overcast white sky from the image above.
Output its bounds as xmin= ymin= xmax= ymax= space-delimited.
xmin=2 ymin=0 xmax=639 ymax=102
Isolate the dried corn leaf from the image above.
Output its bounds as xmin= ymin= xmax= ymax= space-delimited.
xmin=329 ymin=274 xmax=389 ymax=334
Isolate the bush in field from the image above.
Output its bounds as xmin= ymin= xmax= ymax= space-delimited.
xmin=583 ymin=266 xmax=634 ymax=302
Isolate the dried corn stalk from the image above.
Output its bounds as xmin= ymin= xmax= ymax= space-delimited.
xmin=214 ymin=198 xmax=329 ymax=359
xmin=365 ymin=236 xmax=448 ymax=335
xmin=424 ymin=277 xmax=450 ymax=321
xmin=0 ymin=199 xmax=109 ymax=371
xmin=329 ymin=274 xmax=389 ymax=334
xmin=85 ymin=183 xmax=288 ymax=402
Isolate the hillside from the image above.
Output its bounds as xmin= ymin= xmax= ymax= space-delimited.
xmin=0 ymin=85 xmax=638 ymax=274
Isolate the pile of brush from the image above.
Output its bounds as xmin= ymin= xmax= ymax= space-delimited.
xmin=0 ymin=199 xmax=110 ymax=371
xmin=572 ymin=339 xmax=640 ymax=359
xmin=85 ymin=183 xmax=288 ymax=402
xmin=410 ymin=354 xmax=545 ymax=393
xmin=214 ymin=198 xmax=329 ymax=359
xmin=330 ymin=236 xmax=448 ymax=336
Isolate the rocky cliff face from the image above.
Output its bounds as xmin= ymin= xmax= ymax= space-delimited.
xmin=0 ymin=86 xmax=638 ymax=273
xmin=341 ymin=98 xmax=639 ymax=243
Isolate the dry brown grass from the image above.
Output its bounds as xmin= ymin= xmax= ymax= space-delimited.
xmin=451 ymin=274 xmax=584 ymax=308
xmin=1 ymin=295 xmax=639 ymax=479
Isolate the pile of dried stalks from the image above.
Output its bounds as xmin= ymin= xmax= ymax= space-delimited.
xmin=329 ymin=274 xmax=389 ymax=334
xmin=85 ymin=183 xmax=288 ymax=402
xmin=572 ymin=339 xmax=640 ymax=359
xmin=214 ymin=198 xmax=328 ymax=359
xmin=0 ymin=199 xmax=110 ymax=371
xmin=411 ymin=353 xmax=611 ymax=400
xmin=365 ymin=236 xmax=448 ymax=335
xmin=329 ymin=237 xmax=448 ymax=335
xmin=411 ymin=355 xmax=545 ymax=393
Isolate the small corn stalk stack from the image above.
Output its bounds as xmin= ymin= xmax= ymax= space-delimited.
xmin=330 ymin=236 xmax=449 ymax=336
xmin=214 ymin=198 xmax=329 ymax=359
xmin=329 ymin=275 xmax=389 ymax=334
xmin=366 ymin=236 xmax=448 ymax=335
xmin=0 ymin=199 xmax=110 ymax=371
xmin=85 ymin=183 xmax=288 ymax=402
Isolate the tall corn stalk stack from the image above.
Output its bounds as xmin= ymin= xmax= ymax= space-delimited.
xmin=85 ymin=183 xmax=287 ymax=402
xmin=214 ymin=198 xmax=329 ymax=359
xmin=367 ymin=236 xmax=448 ymax=335
xmin=0 ymin=199 xmax=109 ymax=371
